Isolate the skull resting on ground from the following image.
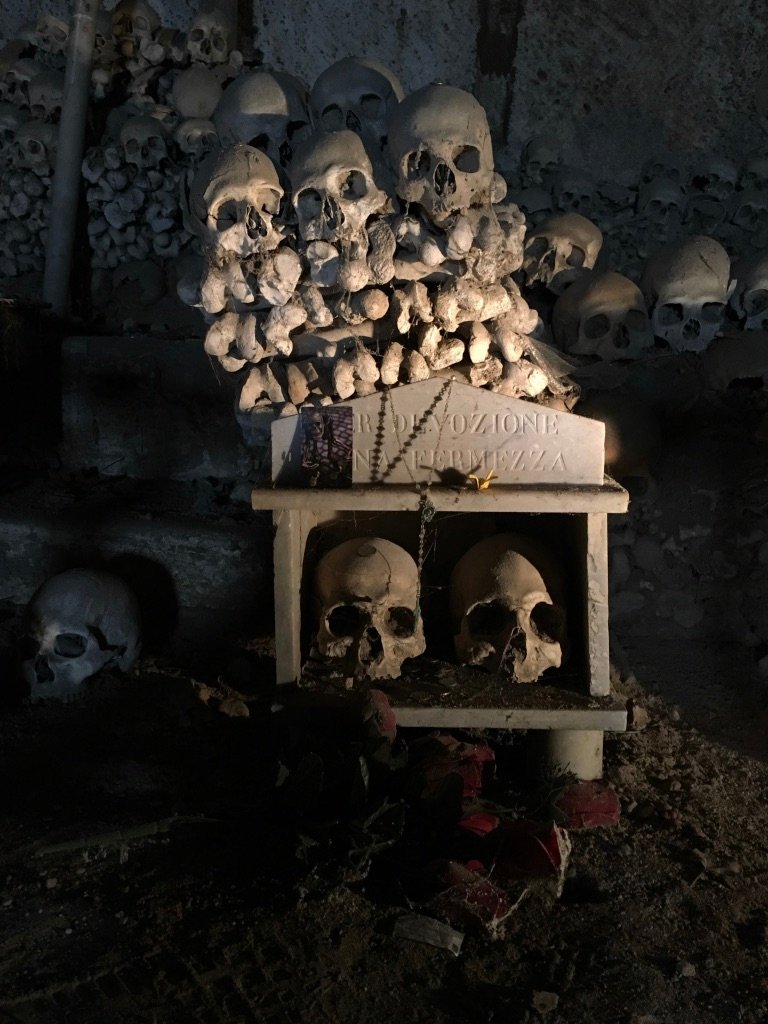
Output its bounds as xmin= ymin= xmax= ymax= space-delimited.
xmin=20 ymin=569 xmax=141 ymax=702
xmin=313 ymin=537 xmax=426 ymax=680
xmin=450 ymin=534 xmax=566 ymax=683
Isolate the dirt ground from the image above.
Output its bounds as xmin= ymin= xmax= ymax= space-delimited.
xmin=2 ymin=389 xmax=768 ymax=1024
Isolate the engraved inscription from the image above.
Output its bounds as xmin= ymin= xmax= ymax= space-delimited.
xmin=353 ymin=447 xmax=567 ymax=473
xmin=354 ymin=411 xmax=560 ymax=437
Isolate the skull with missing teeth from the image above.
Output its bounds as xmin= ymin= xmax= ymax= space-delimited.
xmin=290 ymin=129 xmax=387 ymax=245
xmin=194 ymin=143 xmax=284 ymax=257
xmin=20 ymin=569 xmax=141 ymax=702
xmin=450 ymin=534 xmax=566 ymax=683
xmin=314 ymin=537 xmax=426 ymax=681
xmin=552 ymin=271 xmax=654 ymax=361
xmin=522 ymin=212 xmax=603 ymax=294
xmin=213 ymin=71 xmax=310 ymax=168
xmin=310 ymin=56 xmax=404 ymax=148
xmin=640 ymin=235 xmax=731 ymax=353
xmin=388 ymin=84 xmax=495 ymax=225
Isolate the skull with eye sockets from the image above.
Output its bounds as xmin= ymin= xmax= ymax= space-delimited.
xmin=522 ymin=212 xmax=603 ymax=295
xmin=314 ymin=537 xmax=426 ymax=681
xmin=387 ymin=83 xmax=495 ymax=226
xmin=19 ymin=569 xmax=141 ymax=702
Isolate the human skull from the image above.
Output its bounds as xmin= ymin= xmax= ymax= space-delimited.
xmin=387 ymin=83 xmax=495 ymax=225
xmin=186 ymin=6 xmax=235 ymax=65
xmin=729 ymin=251 xmax=768 ymax=330
xmin=313 ymin=537 xmax=426 ymax=681
xmin=640 ymin=235 xmax=731 ymax=353
xmin=112 ymin=0 xmax=160 ymax=58
xmin=191 ymin=143 xmax=284 ymax=257
xmin=738 ymin=153 xmax=768 ymax=192
xmin=728 ymin=188 xmax=768 ymax=237
xmin=14 ymin=121 xmax=57 ymax=171
xmin=19 ymin=569 xmax=141 ymax=702
xmin=553 ymin=165 xmax=598 ymax=219
xmin=213 ymin=71 xmax=310 ymax=168
xmin=310 ymin=56 xmax=404 ymax=148
xmin=450 ymin=534 xmax=566 ymax=682
xmin=171 ymin=65 xmax=222 ymax=119
xmin=688 ymin=156 xmax=738 ymax=202
xmin=35 ymin=13 xmax=70 ymax=55
xmin=552 ymin=270 xmax=654 ymax=361
xmin=684 ymin=191 xmax=726 ymax=235
xmin=520 ymin=134 xmax=561 ymax=187
xmin=174 ymin=117 xmax=218 ymax=159
xmin=1 ymin=58 xmax=44 ymax=107
xmin=637 ymin=177 xmax=686 ymax=240
xmin=28 ymin=70 xmax=64 ymax=122
xmin=120 ymin=115 xmax=168 ymax=169
xmin=639 ymin=154 xmax=687 ymax=188
xmin=0 ymin=103 xmax=28 ymax=161
xmin=522 ymin=212 xmax=603 ymax=294
xmin=290 ymin=129 xmax=387 ymax=244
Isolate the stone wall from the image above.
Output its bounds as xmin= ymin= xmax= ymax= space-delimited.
xmin=3 ymin=0 xmax=766 ymax=180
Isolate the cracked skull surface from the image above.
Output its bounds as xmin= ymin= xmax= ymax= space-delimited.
xmin=20 ymin=569 xmax=141 ymax=701
xmin=290 ymin=129 xmax=387 ymax=245
xmin=191 ymin=143 xmax=284 ymax=257
xmin=450 ymin=534 xmax=566 ymax=682
xmin=640 ymin=234 xmax=731 ymax=353
xmin=313 ymin=537 xmax=426 ymax=680
xmin=387 ymin=83 xmax=495 ymax=224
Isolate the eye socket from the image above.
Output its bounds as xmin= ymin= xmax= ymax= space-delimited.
xmin=525 ymin=236 xmax=549 ymax=259
xmin=212 ymin=33 xmax=227 ymax=51
xmin=406 ymin=149 xmax=430 ymax=181
xmin=54 ymin=633 xmax=88 ymax=658
xmin=701 ymin=301 xmax=725 ymax=323
xmin=286 ymin=119 xmax=308 ymax=140
xmin=657 ymin=302 xmax=684 ymax=326
xmin=321 ymin=104 xmax=344 ymax=130
xmin=327 ymin=604 xmax=366 ymax=637
xmin=297 ymin=188 xmax=323 ymax=220
xmin=387 ymin=606 xmax=416 ymax=638
xmin=249 ymin=132 xmax=269 ymax=151
xmin=625 ymin=309 xmax=648 ymax=331
xmin=125 ymin=138 xmax=139 ymax=154
xmin=360 ymin=93 xmax=383 ymax=119
xmin=339 ymin=170 xmax=367 ymax=200
xmin=453 ymin=145 xmax=481 ymax=174
xmin=467 ymin=600 xmax=511 ymax=637
xmin=583 ymin=313 xmax=611 ymax=340
xmin=213 ymin=200 xmax=239 ymax=231
xmin=746 ymin=289 xmax=768 ymax=316
xmin=529 ymin=602 xmax=564 ymax=644
xmin=189 ymin=28 xmax=204 ymax=42
xmin=566 ymin=245 xmax=585 ymax=268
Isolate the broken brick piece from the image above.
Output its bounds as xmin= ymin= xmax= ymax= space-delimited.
xmin=552 ymin=780 xmax=621 ymax=830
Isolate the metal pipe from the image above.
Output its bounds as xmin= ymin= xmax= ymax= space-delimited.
xmin=42 ymin=0 xmax=100 ymax=319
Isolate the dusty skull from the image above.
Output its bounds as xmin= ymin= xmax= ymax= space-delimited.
xmin=2 ymin=58 xmax=44 ymax=107
xmin=213 ymin=71 xmax=310 ymax=168
xmin=738 ymin=153 xmax=768 ymax=192
xmin=450 ymin=534 xmax=566 ymax=682
xmin=310 ymin=56 xmax=404 ymax=148
xmin=553 ymin=165 xmax=598 ymax=219
xmin=192 ymin=143 xmax=284 ymax=257
xmin=0 ymin=102 xmax=28 ymax=160
xmin=688 ymin=155 xmax=737 ymax=202
xmin=112 ymin=0 xmax=160 ymax=57
xmin=522 ymin=212 xmax=603 ymax=294
xmin=314 ymin=537 xmax=426 ymax=681
xmin=730 ymin=251 xmax=768 ymax=330
xmin=290 ymin=129 xmax=387 ymax=244
xmin=171 ymin=66 xmax=222 ymax=120
xmin=520 ymin=134 xmax=561 ymax=186
xmin=552 ymin=270 xmax=654 ymax=361
xmin=28 ymin=70 xmax=64 ymax=122
xmin=174 ymin=117 xmax=218 ymax=159
xmin=684 ymin=191 xmax=726 ymax=235
xmin=186 ymin=6 xmax=235 ymax=66
xmin=14 ymin=120 xmax=57 ymax=171
xmin=639 ymin=155 xmax=687 ymax=188
xmin=640 ymin=235 xmax=731 ymax=353
xmin=729 ymin=188 xmax=768 ymax=237
xmin=387 ymin=83 xmax=495 ymax=225
xmin=35 ymin=13 xmax=70 ymax=55
xmin=120 ymin=115 xmax=168 ymax=169
xmin=20 ymin=569 xmax=141 ymax=702
xmin=637 ymin=177 xmax=686 ymax=240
